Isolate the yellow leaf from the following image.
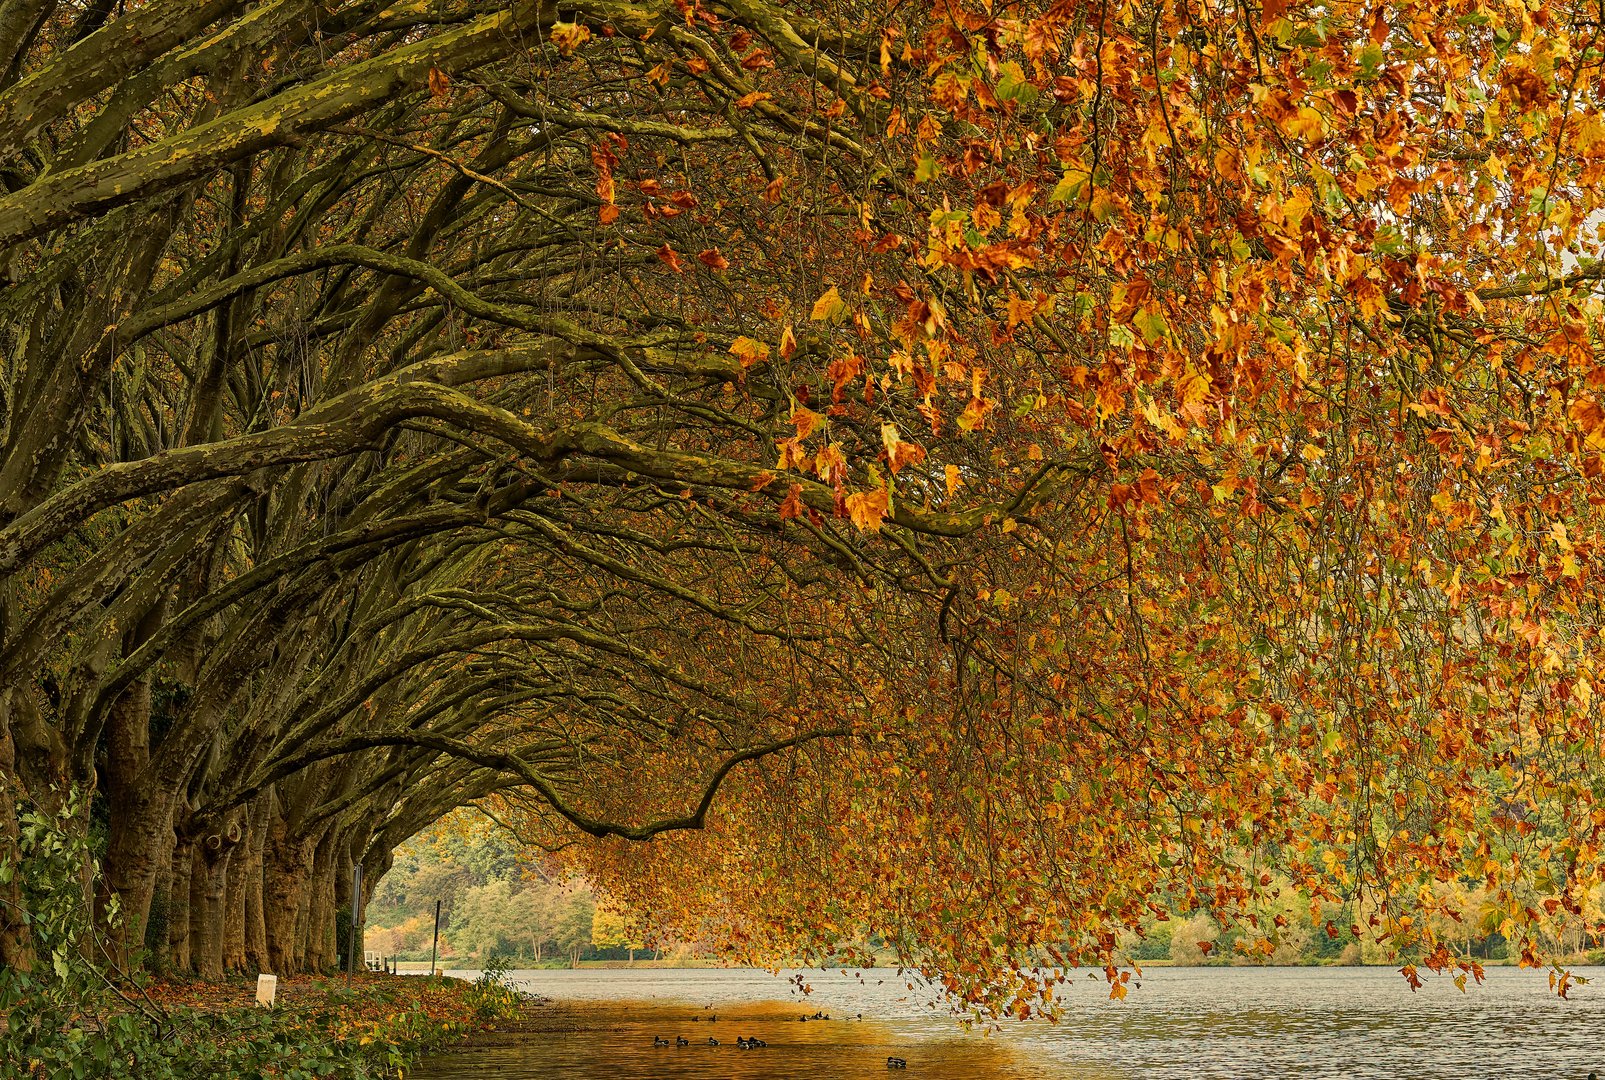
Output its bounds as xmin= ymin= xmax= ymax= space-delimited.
xmin=548 ymin=21 xmax=591 ymax=55
xmin=1177 ymin=367 xmax=1210 ymax=405
xmin=1279 ymin=105 xmax=1326 ymax=140
xmin=811 ymin=286 xmax=846 ymax=322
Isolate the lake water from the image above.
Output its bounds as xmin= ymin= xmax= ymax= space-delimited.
xmin=409 ymin=965 xmax=1605 ymax=1079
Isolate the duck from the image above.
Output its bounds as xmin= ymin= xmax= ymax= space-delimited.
xmin=652 ymin=1036 xmax=670 ymax=1047
xmin=675 ymin=1036 xmax=689 ymax=1046
xmin=707 ymin=1037 xmax=719 ymax=1046
xmin=888 ymin=1057 xmax=907 ymax=1069
xmin=737 ymin=1037 xmax=753 ymax=1049
xmin=753 ymin=1037 xmax=767 ymax=1047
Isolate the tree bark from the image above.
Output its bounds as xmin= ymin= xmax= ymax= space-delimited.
xmin=262 ymin=809 xmax=312 ymax=975
xmin=0 ymin=715 xmax=32 ymax=972
xmin=307 ymin=830 xmax=339 ymax=973
xmin=190 ymin=815 xmax=242 ymax=980
xmin=242 ymin=796 xmax=270 ymax=972
xmin=167 ymin=830 xmax=194 ymax=973
xmin=95 ymin=670 xmax=173 ymax=968
xmin=221 ymin=806 xmax=256 ymax=972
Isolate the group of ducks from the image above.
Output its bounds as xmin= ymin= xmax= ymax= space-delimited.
xmin=649 ymin=1010 xmax=905 ymax=1067
xmin=650 ymin=1034 xmax=768 ymax=1049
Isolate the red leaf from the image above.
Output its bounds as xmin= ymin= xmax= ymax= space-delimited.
xmin=778 ymin=484 xmax=805 ymax=520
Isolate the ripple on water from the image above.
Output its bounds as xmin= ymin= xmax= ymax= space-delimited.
xmin=408 ymin=965 xmax=1605 ymax=1080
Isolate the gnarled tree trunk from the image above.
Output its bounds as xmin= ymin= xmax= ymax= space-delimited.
xmin=190 ymin=813 xmax=243 ymax=980
xmin=167 ymin=831 xmax=194 ymax=973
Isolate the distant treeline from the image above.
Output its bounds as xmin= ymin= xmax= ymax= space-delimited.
xmin=362 ymin=818 xmax=660 ymax=965
xmin=1127 ymin=882 xmax=1605 ymax=967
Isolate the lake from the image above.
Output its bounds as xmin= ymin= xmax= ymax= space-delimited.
xmin=409 ymin=965 xmax=1605 ymax=1079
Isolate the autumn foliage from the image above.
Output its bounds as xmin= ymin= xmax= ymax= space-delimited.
xmin=0 ymin=0 xmax=1602 ymax=1027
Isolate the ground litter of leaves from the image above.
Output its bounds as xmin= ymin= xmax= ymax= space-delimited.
xmin=132 ymin=971 xmax=538 ymax=1076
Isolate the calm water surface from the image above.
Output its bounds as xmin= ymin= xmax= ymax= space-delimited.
xmin=410 ymin=965 xmax=1605 ymax=1079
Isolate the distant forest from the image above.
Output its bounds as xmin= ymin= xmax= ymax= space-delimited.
xmin=362 ymin=816 xmax=665 ymax=965
xmin=365 ymin=816 xmax=1605 ymax=969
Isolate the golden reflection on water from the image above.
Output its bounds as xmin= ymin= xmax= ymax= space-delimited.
xmin=409 ymin=997 xmax=1073 ymax=1080
xmin=409 ymin=965 xmax=1605 ymax=1078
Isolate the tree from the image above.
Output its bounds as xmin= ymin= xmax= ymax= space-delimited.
xmin=591 ymin=905 xmax=645 ymax=962
xmin=0 ymin=0 xmax=1603 ymax=1026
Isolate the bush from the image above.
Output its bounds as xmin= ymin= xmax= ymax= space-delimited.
xmin=0 ymin=789 xmax=521 ymax=1078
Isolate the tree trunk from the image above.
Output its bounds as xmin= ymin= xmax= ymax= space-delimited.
xmin=95 ymin=670 xmax=175 ymax=968
xmin=304 ymin=830 xmax=338 ymax=973
xmin=167 ymin=831 xmax=194 ymax=973
xmin=263 ymin=813 xmax=312 ymax=975
xmin=242 ymin=798 xmax=270 ymax=972
xmin=97 ymin=786 xmax=174 ymax=968
xmin=222 ymin=816 xmax=251 ymax=973
xmin=191 ymin=815 xmax=242 ymax=981
xmin=0 ymin=717 xmax=33 ymax=972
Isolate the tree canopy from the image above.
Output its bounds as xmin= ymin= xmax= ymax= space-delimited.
xmin=1 ymin=0 xmax=1605 ymax=1017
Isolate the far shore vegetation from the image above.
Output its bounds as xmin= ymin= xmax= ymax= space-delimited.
xmin=369 ymin=818 xmax=1605 ymax=971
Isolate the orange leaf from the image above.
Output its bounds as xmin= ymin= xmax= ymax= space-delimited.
xmin=792 ymin=406 xmax=825 ymax=439
xmin=956 ymin=396 xmax=992 ymax=432
xmin=845 ymin=488 xmax=889 ymax=531
xmin=729 ymin=336 xmax=770 ymax=368
xmin=881 ymin=424 xmax=926 ymax=474
xmin=427 ymin=68 xmax=450 ymax=98
xmin=778 ymin=484 xmax=805 ymax=520
xmin=1368 ymin=6 xmax=1388 ymax=46
xmin=656 ymin=245 xmax=684 ymax=273
xmin=697 ymin=248 xmax=729 ymax=270
xmin=814 ymin=443 xmax=847 ymax=485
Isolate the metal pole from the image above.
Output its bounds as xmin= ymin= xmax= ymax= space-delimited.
xmin=429 ymin=899 xmax=442 ymax=978
xmin=347 ymin=863 xmax=363 ymax=985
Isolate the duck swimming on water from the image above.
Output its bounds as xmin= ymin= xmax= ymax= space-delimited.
xmin=652 ymin=1037 xmax=670 ymax=1047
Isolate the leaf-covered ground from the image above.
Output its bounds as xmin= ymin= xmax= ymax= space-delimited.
xmin=15 ymin=972 xmax=528 ymax=1080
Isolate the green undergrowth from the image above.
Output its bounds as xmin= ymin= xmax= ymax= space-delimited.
xmin=1 ymin=794 xmax=524 ymax=1079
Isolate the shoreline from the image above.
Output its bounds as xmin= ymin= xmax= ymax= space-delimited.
xmin=124 ymin=970 xmax=525 ymax=1077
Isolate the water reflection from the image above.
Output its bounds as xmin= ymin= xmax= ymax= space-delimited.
xmin=410 ymin=997 xmax=1037 ymax=1080
xmin=409 ymin=966 xmax=1605 ymax=1079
